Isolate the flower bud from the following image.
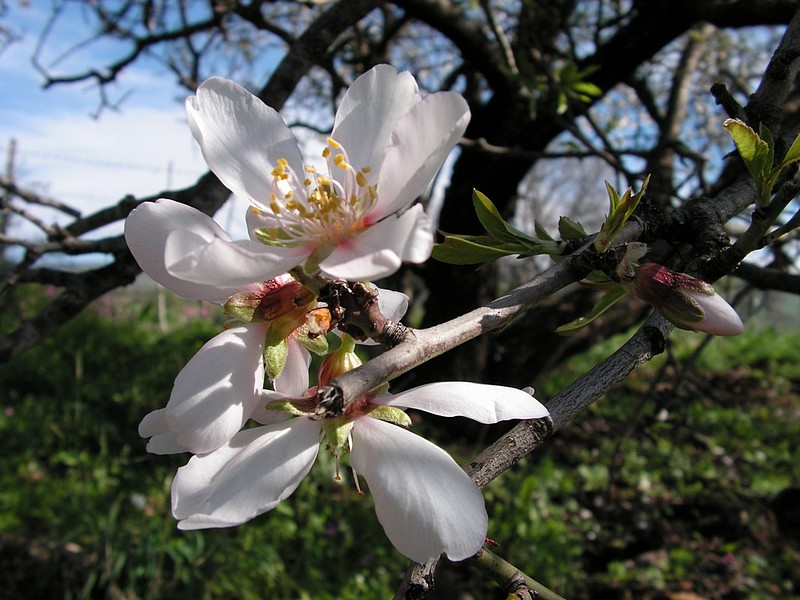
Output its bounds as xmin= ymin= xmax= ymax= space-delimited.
xmin=318 ymin=334 xmax=363 ymax=387
xmin=625 ymin=263 xmax=743 ymax=336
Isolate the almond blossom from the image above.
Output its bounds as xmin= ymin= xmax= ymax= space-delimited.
xmin=126 ymin=199 xmax=408 ymax=455
xmin=170 ymin=64 xmax=470 ymax=285
xmin=168 ymin=338 xmax=550 ymax=563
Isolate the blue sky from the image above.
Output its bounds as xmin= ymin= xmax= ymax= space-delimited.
xmin=0 ymin=3 xmax=215 ymax=242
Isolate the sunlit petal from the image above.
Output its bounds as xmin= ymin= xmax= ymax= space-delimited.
xmin=187 ymin=77 xmax=304 ymax=208
xmin=124 ymin=199 xmax=242 ymax=302
xmin=376 ymin=92 xmax=470 ymax=217
xmin=165 ymin=228 xmax=310 ymax=287
xmin=166 ymin=324 xmax=266 ymax=454
xmin=376 ymin=382 xmax=549 ymax=423
xmin=319 ymin=207 xmax=432 ymax=280
xmin=332 ymin=65 xmax=421 ymax=183
xmin=273 ymin=338 xmax=312 ymax=396
xmin=138 ymin=408 xmax=186 ymax=455
xmin=173 ymin=418 xmax=322 ymax=529
xmin=350 ymin=417 xmax=487 ymax=563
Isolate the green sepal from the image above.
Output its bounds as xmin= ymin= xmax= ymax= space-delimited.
xmin=294 ymin=326 xmax=329 ymax=355
xmin=264 ymin=337 xmax=289 ymax=380
xmin=322 ymin=418 xmax=355 ymax=452
xmin=366 ymin=405 xmax=412 ymax=428
xmin=223 ymin=293 xmax=261 ymax=323
xmin=265 ymin=401 xmax=308 ymax=417
xmin=555 ymin=285 xmax=627 ymax=335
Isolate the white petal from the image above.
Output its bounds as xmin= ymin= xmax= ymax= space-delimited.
xmin=319 ymin=238 xmax=401 ymax=281
xmin=332 ymin=65 xmax=421 ymax=178
xmin=378 ymin=287 xmax=409 ymax=322
xmin=397 ymin=205 xmax=434 ymax=263
xmin=273 ymin=338 xmax=312 ymax=396
xmin=688 ymin=291 xmax=744 ymax=336
xmin=166 ymin=324 xmax=266 ymax=454
xmin=318 ymin=206 xmax=432 ymax=280
xmin=172 ymin=418 xmax=321 ymax=529
xmin=377 ymin=382 xmax=549 ymax=424
xmin=375 ymin=92 xmax=470 ymax=217
xmin=250 ymin=389 xmax=295 ymax=425
xmin=165 ymin=228 xmax=310 ymax=287
xmin=124 ymin=199 xmax=242 ymax=302
xmin=187 ymin=77 xmax=305 ymax=209
xmin=350 ymin=418 xmax=487 ymax=562
xmin=138 ymin=408 xmax=187 ymax=455
xmin=351 ymin=287 xmax=410 ymax=347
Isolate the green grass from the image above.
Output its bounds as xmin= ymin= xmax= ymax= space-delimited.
xmin=1 ymin=290 xmax=798 ymax=598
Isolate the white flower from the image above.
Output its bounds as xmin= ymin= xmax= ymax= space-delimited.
xmin=126 ymin=199 xmax=409 ymax=455
xmin=169 ymin=364 xmax=549 ymax=563
xmin=173 ymin=64 xmax=470 ymax=284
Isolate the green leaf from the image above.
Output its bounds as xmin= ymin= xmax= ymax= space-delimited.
xmin=432 ymin=235 xmax=524 ymax=265
xmin=555 ymin=285 xmax=627 ymax=335
xmin=472 ymin=190 xmax=540 ymax=244
xmin=759 ymin=123 xmax=776 ymax=177
xmin=723 ymin=118 xmax=772 ymax=181
xmin=558 ymin=216 xmax=588 ymax=240
xmin=473 ymin=189 xmax=518 ymax=242
xmin=534 ymin=221 xmax=554 ymax=241
xmin=780 ymin=130 xmax=800 ymax=168
xmin=571 ymin=81 xmax=602 ymax=99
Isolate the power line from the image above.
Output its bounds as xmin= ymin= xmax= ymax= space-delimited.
xmin=24 ymin=149 xmax=203 ymax=175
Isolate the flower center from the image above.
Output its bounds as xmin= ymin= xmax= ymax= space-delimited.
xmin=256 ymin=138 xmax=377 ymax=246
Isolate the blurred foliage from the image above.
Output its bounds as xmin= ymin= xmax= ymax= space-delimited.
xmin=1 ymin=287 xmax=799 ymax=598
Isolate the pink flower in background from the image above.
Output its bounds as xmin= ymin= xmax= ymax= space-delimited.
xmin=172 ymin=64 xmax=470 ymax=284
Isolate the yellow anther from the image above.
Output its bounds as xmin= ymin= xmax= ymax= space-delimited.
xmin=327 ymin=137 xmax=342 ymax=149
xmin=304 ymin=166 xmax=317 ymax=173
xmin=277 ymin=158 xmax=288 ymax=167
xmin=333 ymin=154 xmax=346 ymax=167
xmin=356 ymin=172 xmax=368 ymax=187
xmin=322 ymin=147 xmax=331 ymax=158
xmin=269 ymin=200 xmax=281 ymax=214
xmin=361 ymin=166 xmax=372 ymax=173
xmin=271 ymin=166 xmax=284 ymax=177
xmin=303 ymin=178 xmax=312 ymax=187
xmin=285 ymin=190 xmax=293 ymax=199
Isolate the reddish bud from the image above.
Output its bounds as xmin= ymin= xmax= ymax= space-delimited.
xmin=626 ymin=263 xmax=743 ymax=336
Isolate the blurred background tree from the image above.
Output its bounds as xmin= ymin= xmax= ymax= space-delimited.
xmin=1 ymin=0 xmax=798 ymax=378
xmin=1 ymin=2 xmax=800 ymax=597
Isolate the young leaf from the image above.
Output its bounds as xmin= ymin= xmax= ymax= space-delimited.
xmin=780 ymin=130 xmax=800 ymax=168
xmin=473 ymin=189 xmax=518 ymax=242
xmin=558 ymin=216 xmax=588 ymax=240
xmin=432 ymin=235 xmax=524 ymax=265
xmin=472 ymin=190 xmax=540 ymax=244
xmin=723 ymin=118 xmax=771 ymax=181
xmin=555 ymin=285 xmax=627 ymax=335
